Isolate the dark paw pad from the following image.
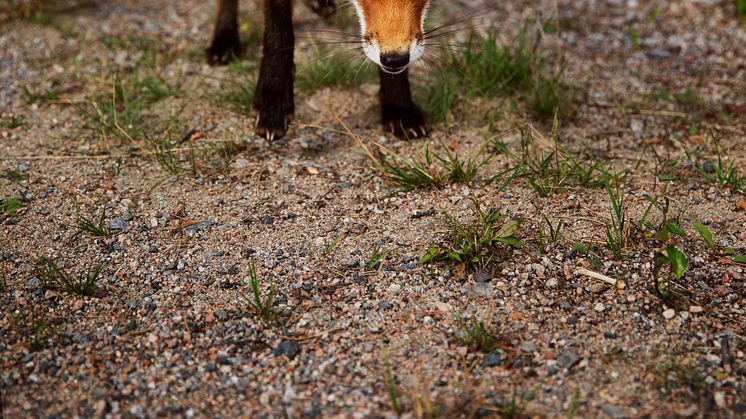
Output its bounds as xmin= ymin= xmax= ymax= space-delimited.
xmin=305 ymin=0 xmax=336 ymax=17
xmin=382 ymin=104 xmax=428 ymax=139
xmin=205 ymin=30 xmax=243 ymax=65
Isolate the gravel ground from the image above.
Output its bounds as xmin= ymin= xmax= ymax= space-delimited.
xmin=1 ymin=0 xmax=745 ymax=417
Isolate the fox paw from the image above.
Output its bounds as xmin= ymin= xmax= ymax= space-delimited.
xmin=382 ymin=103 xmax=428 ymax=139
xmin=205 ymin=29 xmax=243 ymax=65
xmin=252 ymin=89 xmax=294 ymax=141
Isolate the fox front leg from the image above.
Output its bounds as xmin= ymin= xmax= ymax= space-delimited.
xmin=253 ymin=0 xmax=295 ymax=141
xmin=379 ymin=68 xmax=427 ymax=139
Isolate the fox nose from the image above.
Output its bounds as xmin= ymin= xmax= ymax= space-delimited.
xmin=380 ymin=53 xmax=409 ymax=71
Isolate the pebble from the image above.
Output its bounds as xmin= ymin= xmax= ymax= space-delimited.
xmin=387 ymin=283 xmax=401 ymax=294
xmin=557 ymin=351 xmax=580 ymax=369
xmin=689 ymin=305 xmax=703 ymax=314
xmin=590 ymin=282 xmax=607 ymax=294
xmin=662 ymin=309 xmax=676 ymax=319
xmin=520 ymin=341 xmax=538 ymax=353
xmin=272 ymin=341 xmax=300 ymax=358
xmin=593 ymin=303 xmax=605 ymax=312
xmin=377 ymin=300 xmax=392 ymax=310
xmin=544 ymin=278 xmax=558 ymax=288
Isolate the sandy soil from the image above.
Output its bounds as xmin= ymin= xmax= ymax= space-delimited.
xmin=1 ymin=0 xmax=745 ymax=417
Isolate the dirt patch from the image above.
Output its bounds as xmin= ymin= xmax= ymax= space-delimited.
xmin=1 ymin=0 xmax=745 ymax=417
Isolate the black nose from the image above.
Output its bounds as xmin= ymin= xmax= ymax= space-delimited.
xmin=380 ymin=53 xmax=409 ymax=71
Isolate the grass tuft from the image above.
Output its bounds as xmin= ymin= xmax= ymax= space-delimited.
xmin=420 ymin=198 xmax=522 ymax=272
xmin=35 ymin=256 xmax=104 ymax=296
xmin=487 ymin=122 xmax=622 ymax=196
xmin=420 ymin=29 xmax=576 ymax=124
xmin=73 ymin=203 xmax=111 ymax=238
xmin=456 ymin=317 xmax=497 ymax=353
xmin=374 ymin=143 xmax=487 ymax=191
xmin=245 ymin=262 xmax=281 ymax=324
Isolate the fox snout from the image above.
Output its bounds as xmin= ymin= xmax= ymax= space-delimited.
xmin=352 ymin=0 xmax=430 ymax=73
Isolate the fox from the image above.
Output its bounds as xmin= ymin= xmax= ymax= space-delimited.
xmin=206 ymin=0 xmax=431 ymax=141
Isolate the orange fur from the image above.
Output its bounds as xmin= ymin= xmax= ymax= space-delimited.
xmin=357 ymin=0 xmax=428 ymax=53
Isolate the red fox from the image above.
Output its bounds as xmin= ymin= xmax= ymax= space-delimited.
xmin=206 ymin=0 xmax=430 ymax=141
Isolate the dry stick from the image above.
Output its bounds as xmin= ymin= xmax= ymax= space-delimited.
xmin=575 ymin=267 xmax=626 ymax=289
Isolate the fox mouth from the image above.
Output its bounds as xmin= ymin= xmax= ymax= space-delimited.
xmin=380 ymin=65 xmax=408 ymax=74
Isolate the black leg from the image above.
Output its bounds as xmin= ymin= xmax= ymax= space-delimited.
xmin=206 ymin=0 xmax=243 ymax=65
xmin=379 ymin=69 xmax=427 ymax=139
xmin=304 ymin=0 xmax=336 ymax=17
xmin=253 ymin=0 xmax=295 ymax=141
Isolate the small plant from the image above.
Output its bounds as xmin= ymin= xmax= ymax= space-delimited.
xmin=0 ymin=169 xmax=29 ymax=182
xmin=537 ymin=215 xmax=563 ymax=253
xmin=382 ymin=348 xmax=402 ymax=414
xmin=323 ymin=232 xmax=345 ymax=258
xmin=420 ymin=198 xmax=522 ymax=271
xmin=12 ymin=306 xmax=54 ymax=351
xmin=654 ymin=356 xmax=707 ymax=399
xmin=35 ymin=256 xmax=104 ymax=296
xmin=22 ymin=85 xmax=60 ymax=105
xmin=1 ymin=196 xmax=22 ymax=216
xmin=73 ymin=203 xmax=111 ymax=238
xmin=604 ymin=184 xmax=627 ymax=259
xmin=738 ymin=0 xmax=746 ymax=22
xmin=653 ymin=245 xmax=688 ymax=298
xmin=697 ymin=136 xmax=745 ymax=194
xmin=692 ymin=221 xmax=715 ymax=250
xmin=0 ymin=115 xmax=26 ymax=129
xmin=245 ymin=262 xmax=280 ymax=324
xmin=365 ymin=246 xmax=390 ymax=270
xmin=456 ymin=317 xmax=496 ymax=353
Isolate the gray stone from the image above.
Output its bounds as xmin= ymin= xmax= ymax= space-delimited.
xmin=183 ymin=220 xmax=216 ymax=233
xmin=557 ymin=351 xmax=580 ymax=369
xmin=272 ymin=341 xmax=300 ymax=358
xmin=520 ymin=341 xmax=538 ymax=353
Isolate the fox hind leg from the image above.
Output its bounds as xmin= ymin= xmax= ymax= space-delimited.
xmin=206 ymin=0 xmax=243 ymax=64
xmin=379 ymin=69 xmax=427 ymax=139
xmin=304 ymin=0 xmax=336 ymax=17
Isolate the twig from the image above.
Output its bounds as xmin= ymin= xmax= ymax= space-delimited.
xmin=576 ymin=267 xmax=625 ymax=289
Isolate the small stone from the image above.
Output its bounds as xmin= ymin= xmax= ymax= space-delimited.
xmin=272 ymin=341 xmax=300 ymax=358
xmin=183 ymin=220 xmax=216 ymax=233
xmin=519 ymin=341 xmax=538 ymax=353
xmin=662 ymin=308 xmax=675 ymax=319
xmin=604 ymin=331 xmax=617 ymax=339
xmin=205 ymin=362 xmax=216 ymax=372
xmin=148 ymin=245 xmax=159 ymax=253
xmin=557 ymin=351 xmax=580 ymax=369
xmin=387 ymin=283 xmax=401 ymax=294
xmin=484 ymin=353 xmax=502 ymax=367
xmin=473 ymin=269 xmax=491 ymax=283
xmin=149 ymin=217 xmax=158 ymax=227
xmin=601 ymin=404 xmax=623 ymax=418
xmin=590 ymin=282 xmax=607 ymax=294
xmin=689 ymin=305 xmax=703 ymax=314
xmin=544 ymin=278 xmax=558 ymax=288
xmin=566 ymin=315 xmax=578 ymax=325
xmin=108 ymin=218 xmax=129 ymax=230
xmin=593 ymin=303 xmax=605 ymax=312
xmin=377 ymin=300 xmax=392 ymax=310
